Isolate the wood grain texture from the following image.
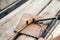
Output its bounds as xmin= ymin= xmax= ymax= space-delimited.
xmin=0 ymin=0 xmax=60 ymax=40
xmin=0 ymin=0 xmax=51 ymax=39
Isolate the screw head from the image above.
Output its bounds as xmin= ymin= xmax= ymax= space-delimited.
xmin=14 ymin=30 xmax=17 ymax=33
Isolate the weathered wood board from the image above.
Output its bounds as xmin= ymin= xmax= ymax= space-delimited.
xmin=0 ymin=0 xmax=60 ymax=40
xmin=0 ymin=0 xmax=17 ymax=10
xmin=0 ymin=0 xmax=34 ymax=25
xmin=0 ymin=0 xmax=52 ymax=40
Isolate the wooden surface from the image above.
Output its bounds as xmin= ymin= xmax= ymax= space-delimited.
xmin=0 ymin=0 xmax=17 ymax=10
xmin=0 ymin=0 xmax=60 ymax=40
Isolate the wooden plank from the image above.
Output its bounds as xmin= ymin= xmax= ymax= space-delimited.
xmin=16 ymin=35 xmax=35 ymax=40
xmin=38 ymin=0 xmax=60 ymax=18
xmin=37 ymin=0 xmax=60 ymax=39
xmin=23 ymin=0 xmax=51 ymax=15
xmin=0 ymin=0 xmax=60 ymax=40
xmin=52 ymin=23 xmax=60 ymax=38
xmin=13 ymin=0 xmax=60 ymax=39
xmin=0 ymin=12 xmax=24 ymax=40
xmin=0 ymin=0 xmax=51 ymax=26
xmin=0 ymin=0 xmax=17 ymax=10
xmin=0 ymin=0 xmax=51 ymax=39
xmin=20 ymin=0 xmax=60 ymax=40
xmin=0 ymin=0 xmax=33 ymax=26
xmin=16 ymin=35 xmax=27 ymax=40
xmin=48 ymin=22 xmax=60 ymax=40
